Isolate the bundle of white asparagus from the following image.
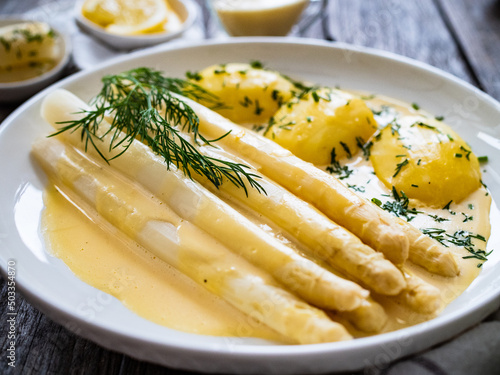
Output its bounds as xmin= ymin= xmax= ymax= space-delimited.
xmin=34 ymin=89 xmax=453 ymax=343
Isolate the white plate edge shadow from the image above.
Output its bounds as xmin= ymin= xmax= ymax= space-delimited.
xmin=1 ymin=38 xmax=500 ymax=374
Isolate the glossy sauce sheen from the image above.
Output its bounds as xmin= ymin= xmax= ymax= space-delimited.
xmin=213 ymin=0 xmax=309 ymax=36
xmin=42 ymin=94 xmax=492 ymax=341
xmin=42 ymin=185 xmax=283 ymax=341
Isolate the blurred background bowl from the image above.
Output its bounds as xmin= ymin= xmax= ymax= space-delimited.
xmin=74 ymin=0 xmax=197 ymax=50
xmin=0 ymin=18 xmax=72 ymax=103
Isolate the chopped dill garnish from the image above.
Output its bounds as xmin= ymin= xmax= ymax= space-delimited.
xmin=312 ymin=91 xmax=320 ymax=103
xmin=326 ymin=148 xmax=353 ymax=179
xmin=372 ymin=186 xmax=422 ymax=221
xmin=412 ymin=121 xmax=439 ymax=132
xmin=250 ymin=60 xmax=264 ymax=69
xmin=347 ymin=184 xmax=366 ymax=193
xmin=278 ymin=121 xmax=296 ymax=130
xmin=50 ymin=67 xmax=265 ymax=196
xmin=393 ymin=158 xmax=409 ymax=177
xmin=13 ymin=27 xmax=44 ymax=43
xmin=442 ymin=200 xmax=453 ymax=210
xmin=390 ymin=120 xmax=401 ymax=135
xmin=462 ymin=212 xmax=473 ymax=222
xmin=421 ymin=228 xmax=492 ymax=266
xmin=340 ymin=141 xmax=352 ymax=158
xmin=411 ymin=102 xmax=420 ymax=110
xmin=435 ymin=115 xmax=444 ymax=121
xmin=0 ymin=36 xmax=11 ymax=51
xmin=239 ymin=96 xmax=253 ymax=107
xmin=427 ymin=214 xmax=449 ymax=222
xmin=271 ymin=89 xmax=279 ymax=101
xmin=421 ymin=228 xmax=447 ymax=245
xmin=356 ymin=136 xmax=373 ymax=160
xmin=460 ymin=145 xmax=471 ymax=160
xmin=214 ymin=68 xmax=226 ymax=75
xmin=252 ymin=124 xmax=266 ymax=132
xmin=186 ymin=71 xmax=203 ymax=81
xmin=254 ymin=99 xmax=264 ymax=115
xmin=371 ymin=105 xmax=392 ymax=117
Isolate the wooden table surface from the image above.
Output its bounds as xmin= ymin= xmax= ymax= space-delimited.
xmin=1 ymin=0 xmax=499 ymax=374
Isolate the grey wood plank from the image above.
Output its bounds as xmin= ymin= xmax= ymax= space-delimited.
xmin=437 ymin=0 xmax=500 ymax=100
xmin=290 ymin=0 xmax=328 ymax=39
xmin=326 ymin=0 xmax=477 ymax=85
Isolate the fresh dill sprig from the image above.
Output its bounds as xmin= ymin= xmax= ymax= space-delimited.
xmin=50 ymin=67 xmax=265 ymax=196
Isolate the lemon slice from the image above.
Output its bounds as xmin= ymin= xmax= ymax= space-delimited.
xmin=82 ymin=0 xmax=168 ymax=36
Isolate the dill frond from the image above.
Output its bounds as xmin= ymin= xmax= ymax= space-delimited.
xmin=50 ymin=67 xmax=265 ymax=196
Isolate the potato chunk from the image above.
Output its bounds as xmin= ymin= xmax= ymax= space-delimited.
xmin=370 ymin=116 xmax=481 ymax=207
xmin=190 ymin=63 xmax=295 ymax=124
xmin=266 ymin=88 xmax=377 ymax=165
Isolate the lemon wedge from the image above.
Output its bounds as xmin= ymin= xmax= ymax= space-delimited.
xmin=82 ymin=0 xmax=168 ymax=36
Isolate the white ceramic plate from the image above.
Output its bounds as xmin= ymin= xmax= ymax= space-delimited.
xmin=1 ymin=38 xmax=500 ymax=374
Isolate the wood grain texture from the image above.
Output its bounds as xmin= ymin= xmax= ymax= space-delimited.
xmin=437 ymin=0 xmax=500 ymax=100
xmin=1 ymin=0 xmax=500 ymax=374
xmin=326 ymin=0 xmax=477 ymax=84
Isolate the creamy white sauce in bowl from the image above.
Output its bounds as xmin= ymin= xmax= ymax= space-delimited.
xmin=211 ymin=0 xmax=309 ymax=36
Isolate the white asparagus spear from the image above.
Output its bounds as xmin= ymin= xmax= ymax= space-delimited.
xmin=402 ymin=225 xmax=459 ymax=277
xmin=32 ymin=137 xmax=352 ymax=344
xmin=171 ymin=94 xmax=410 ymax=265
xmin=196 ymin=146 xmax=445 ymax=312
xmin=339 ymin=298 xmax=388 ymax=333
xmin=396 ymin=272 xmax=442 ymax=315
xmin=42 ymin=89 xmax=401 ymax=298
xmin=192 ymin=143 xmax=406 ymax=296
xmin=40 ymin=89 xmax=369 ymax=312
xmin=176 ymin=94 xmax=460 ymax=275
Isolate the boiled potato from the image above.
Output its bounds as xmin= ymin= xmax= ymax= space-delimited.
xmin=370 ymin=116 xmax=482 ymax=207
xmin=266 ymin=88 xmax=378 ymax=165
xmin=189 ymin=63 xmax=295 ymax=124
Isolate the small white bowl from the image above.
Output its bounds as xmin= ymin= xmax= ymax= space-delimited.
xmin=0 ymin=19 xmax=72 ymax=103
xmin=75 ymin=0 xmax=197 ymax=51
